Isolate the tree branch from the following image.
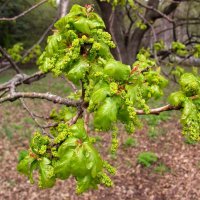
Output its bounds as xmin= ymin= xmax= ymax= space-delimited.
xmin=0 ymin=0 xmax=48 ymax=21
xmin=0 ymin=0 xmax=10 ymax=11
xmin=0 ymin=46 xmax=21 ymax=73
xmin=62 ymin=76 xmax=78 ymax=93
xmin=0 ymin=71 xmax=46 ymax=92
xmin=135 ymin=104 xmax=180 ymax=115
xmin=134 ymin=0 xmax=174 ymax=23
xmin=0 ymin=65 xmax=11 ymax=73
xmin=136 ymin=96 xmax=199 ymax=115
xmin=22 ymin=17 xmax=57 ymax=59
xmin=0 ymin=91 xmax=81 ymax=107
xmin=136 ymin=12 xmax=159 ymax=63
xmin=68 ymin=107 xmax=83 ymax=126
xmin=20 ymin=98 xmax=54 ymax=138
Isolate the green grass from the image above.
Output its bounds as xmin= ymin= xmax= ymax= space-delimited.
xmin=137 ymin=151 xmax=158 ymax=167
xmin=184 ymin=137 xmax=198 ymax=145
xmin=140 ymin=111 xmax=171 ymax=127
xmin=123 ymin=137 xmax=138 ymax=148
xmin=1 ymin=125 xmax=13 ymax=140
xmin=94 ymin=136 xmax=102 ymax=142
xmin=139 ymin=111 xmax=172 ymax=140
xmin=147 ymin=127 xmax=159 ymax=140
xmin=147 ymin=126 xmax=167 ymax=140
xmin=153 ymin=163 xmax=171 ymax=175
xmin=197 ymin=161 xmax=200 ymax=169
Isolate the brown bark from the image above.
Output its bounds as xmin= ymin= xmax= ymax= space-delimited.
xmin=58 ymin=0 xmax=70 ymax=18
xmin=97 ymin=2 xmax=129 ymax=63
xmin=97 ymin=0 xmax=183 ymax=65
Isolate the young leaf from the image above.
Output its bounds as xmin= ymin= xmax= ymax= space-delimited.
xmin=38 ymin=157 xmax=55 ymax=188
xmin=104 ymin=60 xmax=131 ymax=81
xmin=94 ymin=97 xmax=118 ymax=130
xmin=67 ymin=59 xmax=89 ymax=83
xmin=54 ymin=149 xmax=74 ymax=180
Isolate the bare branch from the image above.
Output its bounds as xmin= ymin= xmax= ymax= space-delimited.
xmin=42 ymin=122 xmax=59 ymax=129
xmin=136 ymin=12 xmax=159 ymax=63
xmin=22 ymin=71 xmax=46 ymax=84
xmin=0 ymin=74 xmax=27 ymax=91
xmin=136 ymin=96 xmax=199 ymax=115
xmin=0 ymin=65 xmax=11 ymax=73
xmin=0 ymin=0 xmax=48 ymax=21
xmin=68 ymin=106 xmax=83 ymax=126
xmin=0 ymin=46 xmax=21 ymax=73
xmin=0 ymin=71 xmax=46 ymax=92
xmin=125 ymin=4 xmax=134 ymax=37
xmin=20 ymin=98 xmax=54 ymax=139
xmin=0 ymin=91 xmax=81 ymax=107
xmin=0 ymin=90 xmax=8 ymax=98
xmin=134 ymin=0 xmax=174 ymax=23
xmin=62 ymin=76 xmax=78 ymax=93
xmin=22 ymin=17 xmax=57 ymax=59
xmin=32 ymin=113 xmax=51 ymax=120
xmin=0 ymin=0 xmax=10 ymax=11
xmin=135 ymin=104 xmax=180 ymax=115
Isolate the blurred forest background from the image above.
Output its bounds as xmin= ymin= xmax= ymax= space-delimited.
xmin=1 ymin=0 xmax=200 ymax=63
xmin=0 ymin=1 xmax=200 ymax=200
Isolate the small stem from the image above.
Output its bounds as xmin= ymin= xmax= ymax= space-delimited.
xmin=20 ymin=98 xmax=54 ymax=139
xmin=0 ymin=46 xmax=22 ymax=74
xmin=84 ymin=111 xmax=90 ymax=133
xmin=0 ymin=0 xmax=48 ymax=21
xmin=68 ymin=106 xmax=83 ymax=126
xmin=62 ymin=76 xmax=78 ymax=93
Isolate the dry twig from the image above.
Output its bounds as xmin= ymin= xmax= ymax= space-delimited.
xmin=0 ymin=0 xmax=48 ymax=21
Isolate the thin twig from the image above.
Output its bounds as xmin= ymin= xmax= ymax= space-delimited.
xmin=20 ymin=98 xmax=54 ymax=138
xmin=0 ymin=0 xmax=48 ymax=21
xmin=0 ymin=71 xmax=46 ymax=92
xmin=68 ymin=107 xmax=83 ymax=126
xmin=136 ymin=12 xmax=159 ymax=64
xmin=84 ymin=111 xmax=90 ymax=133
xmin=0 ymin=46 xmax=22 ymax=73
xmin=143 ymin=21 xmax=200 ymax=39
xmin=125 ymin=4 xmax=134 ymax=37
xmin=80 ymin=80 xmax=85 ymax=100
xmin=134 ymin=0 xmax=174 ymax=23
xmin=22 ymin=17 xmax=57 ymax=59
xmin=42 ymin=122 xmax=59 ymax=129
xmin=0 ymin=0 xmax=10 ymax=11
xmin=32 ymin=113 xmax=51 ymax=120
xmin=67 ymin=81 xmax=86 ymax=126
xmin=0 ymin=65 xmax=11 ymax=73
xmin=62 ymin=76 xmax=78 ymax=93
xmin=0 ymin=89 xmax=8 ymax=98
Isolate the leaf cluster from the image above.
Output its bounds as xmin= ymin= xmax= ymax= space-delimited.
xmin=168 ymin=72 xmax=200 ymax=141
xmin=17 ymin=4 xmax=200 ymax=194
xmin=18 ymin=110 xmax=115 ymax=194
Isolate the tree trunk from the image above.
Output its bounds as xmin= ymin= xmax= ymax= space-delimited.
xmin=58 ymin=0 xmax=69 ymax=18
xmin=97 ymin=0 xmax=182 ymax=65
xmin=97 ymin=2 xmax=129 ymax=64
